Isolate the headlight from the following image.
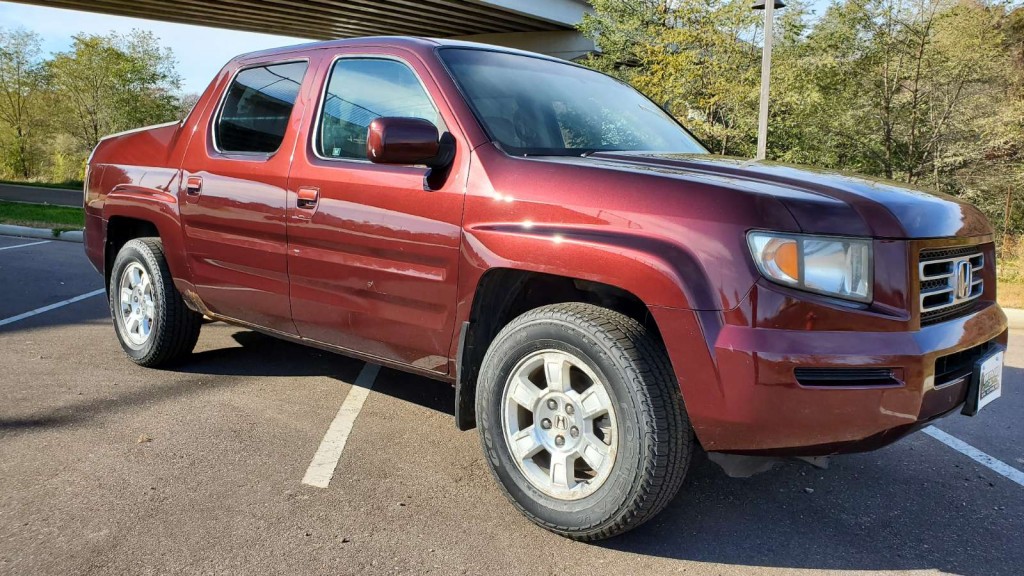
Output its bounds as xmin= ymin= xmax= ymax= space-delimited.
xmin=747 ymin=232 xmax=872 ymax=303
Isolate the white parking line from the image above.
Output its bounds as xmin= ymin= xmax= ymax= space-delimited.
xmin=0 ymin=240 xmax=50 ymax=251
xmin=0 ymin=289 xmax=105 ymax=328
xmin=924 ymin=426 xmax=1024 ymax=488
xmin=302 ymin=362 xmax=381 ymax=488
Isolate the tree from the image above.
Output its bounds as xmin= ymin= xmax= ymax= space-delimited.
xmin=0 ymin=28 xmax=45 ymax=178
xmin=46 ymin=30 xmax=182 ymax=153
xmin=178 ymin=91 xmax=201 ymax=118
xmin=580 ymin=0 xmax=766 ymax=156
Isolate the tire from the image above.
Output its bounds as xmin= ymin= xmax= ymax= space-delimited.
xmin=109 ymin=237 xmax=202 ymax=367
xmin=476 ymin=302 xmax=693 ymax=540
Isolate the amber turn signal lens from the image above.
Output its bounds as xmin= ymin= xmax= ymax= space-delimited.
xmin=767 ymin=238 xmax=799 ymax=280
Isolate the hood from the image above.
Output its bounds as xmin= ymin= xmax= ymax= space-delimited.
xmin=570 ymin=152 xmax=992 ymax=239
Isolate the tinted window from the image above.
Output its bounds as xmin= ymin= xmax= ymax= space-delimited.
xmin=215 ymin=61 xmax=307 ymax=154
xmin=439 ymin=48 xmax=706 ymax=157
xmin=317 ymin=58 xmax=442 ymax=160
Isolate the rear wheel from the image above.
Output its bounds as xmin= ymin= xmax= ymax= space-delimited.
xmin=476 ymin=302 xmax=693 ymax=540
xmin=109 ymin=238 xmax=201 ymax=367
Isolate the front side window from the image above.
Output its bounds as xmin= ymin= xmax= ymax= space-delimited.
xmin=317 ymin=58 xmax=443 ymax=160
xmin=439 ymin=48 xmax=707 ymax=157
xmin=215 ymin=61 xmax=308 ymax=154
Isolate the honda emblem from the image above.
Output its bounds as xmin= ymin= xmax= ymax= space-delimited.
xmin=955 ymin=260 xmax=973 ymax=301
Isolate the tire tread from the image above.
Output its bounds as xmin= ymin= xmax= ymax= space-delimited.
xmin=478 ymin=302 xmax=693 ymax=541
xmin=110 ymin=238 xmax=201 ymax=367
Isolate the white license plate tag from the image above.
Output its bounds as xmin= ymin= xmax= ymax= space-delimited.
xmin=976 ymin=350 xmax=1003 ymax=412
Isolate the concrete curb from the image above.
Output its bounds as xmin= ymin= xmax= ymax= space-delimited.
xmin=0 ymin=224 xmax=83 ymax=243
xmin=1003 ymin=308 xmax=1024 ymax=331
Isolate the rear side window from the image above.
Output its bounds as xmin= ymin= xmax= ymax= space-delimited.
xmin=317 ymin=58 xmax=443 ymax=160
xmin=215 ymin=61 xmax=308 ymax=154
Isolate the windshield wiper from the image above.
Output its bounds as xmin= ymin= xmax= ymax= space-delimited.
xmin=580 ymin=149 xmax=622 ymax=157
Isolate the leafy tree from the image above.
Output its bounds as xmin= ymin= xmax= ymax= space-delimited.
xmin=178 ymin=91 xmax=201 ymax=118
xmin=0 ymin=28 xmax=45 ymax=178
xmin=46 ymin=30 xmax=182 ymax=153
xmin=580 ymin=0 xmax=767 ymax=156
xmin=800 ymin=0 xmax=1010 ymax=183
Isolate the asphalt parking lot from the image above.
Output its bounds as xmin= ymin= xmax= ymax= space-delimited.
xmin=0 ymin=234 xmax=1022 ymax=576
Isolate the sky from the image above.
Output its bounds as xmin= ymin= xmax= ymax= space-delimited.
xmin=0 ymin=2 xmax=308 ymax=94
xmin=0 ymin=0 xmax=839 ymax=94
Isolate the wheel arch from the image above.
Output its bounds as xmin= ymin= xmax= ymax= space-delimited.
xmin=454 ymin=266 xmax=673 ymax=431
xmin=452 ymin=224 xmax=727 ymax=430
xmin=103 ymin=188 xmax=192 ymax=294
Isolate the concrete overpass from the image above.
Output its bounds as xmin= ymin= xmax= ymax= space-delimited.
xmin=16 ymin=0 xmax=595 ymax=60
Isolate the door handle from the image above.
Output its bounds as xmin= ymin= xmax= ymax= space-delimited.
xmin=185 ymin=175 xmax=203 ymax=195
xmin=296 ymin=186 xmax=319 ymax=209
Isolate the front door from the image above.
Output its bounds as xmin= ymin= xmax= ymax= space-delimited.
xmin=286 ymin=52 xmax=467 ymax=374
xmin=179 ymin=59 xmax=310 ymax=334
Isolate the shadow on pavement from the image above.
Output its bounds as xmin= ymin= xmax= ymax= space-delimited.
xmin=180 ymin=330 xmax=359 ymax=378
xmin=0 ymin=303 xmax=108 ymax=334
xmin=0 ymin=371 xmax=254 ymax=436
xmin=187 ymin=330 xmax=456 ymax=416
xmin=599 ymin=439 xmax=1023 ymax=575
xmin=0 ymin=328 xmax=455 ymax=436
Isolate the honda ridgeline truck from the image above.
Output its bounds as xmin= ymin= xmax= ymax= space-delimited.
xmin=83 ymin=37 xmax=1008 ymax=540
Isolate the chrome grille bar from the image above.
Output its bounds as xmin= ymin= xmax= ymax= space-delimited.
xmin=919 ymin=252 xmax=983 ymax=315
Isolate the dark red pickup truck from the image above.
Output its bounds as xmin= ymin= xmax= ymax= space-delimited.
xmin=83 ymin=37 xmax=1007 ymax=540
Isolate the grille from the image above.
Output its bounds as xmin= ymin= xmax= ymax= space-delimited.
xmin=919 ymin=247 xmax=984 ymax=326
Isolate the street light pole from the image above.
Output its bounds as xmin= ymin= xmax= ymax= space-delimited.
xmin=753 ymin=1 xmax=785 ymax=161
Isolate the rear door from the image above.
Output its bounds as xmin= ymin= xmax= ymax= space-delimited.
xmin=178 ymin=59 xmax=311 ymax=334
xmin=285 ymin=50 xmax=468 ymax=374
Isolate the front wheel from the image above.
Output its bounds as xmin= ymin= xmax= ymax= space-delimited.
xmin=109 ymin=238 xmax=202 ymax=367
xmin=476 ymin=302 xmax=693 ymax=540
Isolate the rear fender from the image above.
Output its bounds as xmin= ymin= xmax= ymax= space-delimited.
xmin=102 ymin=173 xmax=193 ymax=293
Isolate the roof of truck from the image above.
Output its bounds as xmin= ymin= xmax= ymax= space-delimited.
xmin=235 ymin=36 xmax=564 ymax=63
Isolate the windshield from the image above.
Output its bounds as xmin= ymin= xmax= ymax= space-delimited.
xmin=438 ymin=48 xmax=707 ymax=157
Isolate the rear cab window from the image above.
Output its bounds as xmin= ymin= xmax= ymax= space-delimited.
xmin=214 ymin=61 xmax=309 ymax=154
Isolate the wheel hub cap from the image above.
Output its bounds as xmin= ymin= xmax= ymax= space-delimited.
xmin=117 ymin=262 xmax=155 ymax=347
xmin=501 ymin=349 xmax=618 ymax=500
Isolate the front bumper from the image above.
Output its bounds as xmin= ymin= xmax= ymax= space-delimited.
xmin=651 ymin=301 xmax=1008 ymax=456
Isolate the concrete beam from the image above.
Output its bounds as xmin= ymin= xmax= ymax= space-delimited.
xmin=452 ymin=30 xmax=595 ymax=61
xmin=468 ymin=0 xmax=593 ymax=27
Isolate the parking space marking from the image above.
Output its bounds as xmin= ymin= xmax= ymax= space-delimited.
xmin=302 ymin=362 xmax=381 ymax=488
xmin=924 ymin=426 xmax=1024 ymax=488
xmin=0 ymin=240 xmax=50 ymax=251
xmin=0 ymin=289 xmax=105 ymax=328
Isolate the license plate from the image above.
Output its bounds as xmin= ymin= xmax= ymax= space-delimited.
xmin=976 ymin=350 xmax=1003 ymax=411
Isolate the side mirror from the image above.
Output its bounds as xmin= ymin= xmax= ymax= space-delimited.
xmin=366 ymin=117 xmax=452 ymax=168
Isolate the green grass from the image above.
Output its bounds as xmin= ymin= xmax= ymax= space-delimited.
xmin=0 ymin=178 xmax=83 ymax=190
xmin=0 ymin=200 xmax=84 ymax=232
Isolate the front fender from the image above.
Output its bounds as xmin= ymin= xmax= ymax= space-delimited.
xmin=461 ymin=224 xmax=731 ymax=311
xmin=449 ymin=224 xmax=739 ymax=431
